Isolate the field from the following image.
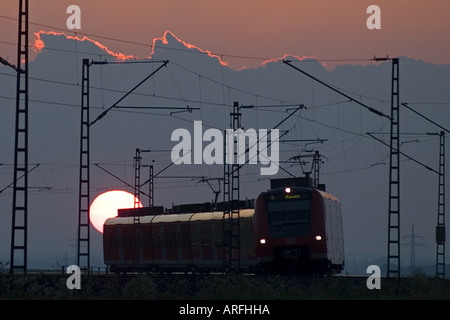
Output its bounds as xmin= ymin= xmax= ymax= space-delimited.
xmin=1 ymin=272 xmax=450 ymax=300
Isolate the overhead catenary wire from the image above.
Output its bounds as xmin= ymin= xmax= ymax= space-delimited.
xmin=0 ymin=59 xmax=401 ymax=186
xmin=401 ymin=103 xmax=450 ymax=134
xmin=283 ymin=59 xmax=391 ymax=120
xmin=231 ymin=105 xmax=307 ymax=178
xmin=88 ymin=60 xmax=169 ymax=126
xmin=367 ymin=132 xmax=438 ymax=174
xmin=0 ymin=14 xmax=379 ymax=66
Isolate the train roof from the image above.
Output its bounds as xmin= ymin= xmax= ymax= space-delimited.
xmin=104 ymin=209 xmax=254 ymax=226
xmin=267 ymin=177 xmax=340 ymax=203
xmin=191 ymin=209 xmax=254 ymax=221
xmin=316 ymin=189 xmax=340 ymax=203
xmin=104 ymin=215 xmax=155 ymax=226
xmin=262 ymin=186 xmax=340 ymax=203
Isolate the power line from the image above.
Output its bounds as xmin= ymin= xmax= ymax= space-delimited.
xmin=169 ymin=61 xmax=298 ymax=105
xmin=88 ymin=60 xmax=169 ymax=126
xmin=0 ymin=14 xmax=379 ymax=66
xmin=283 ymin=59 xmax=391 ymax=120
xmin=0 ymin=56 xmax=304 ymax=111
xmin=367 ymin=132 xmax=438 ymax=174
xmin=401 ymin=103 xmax=450 ymax=134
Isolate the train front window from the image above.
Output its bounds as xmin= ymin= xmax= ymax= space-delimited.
xmin=267 ymin=200 xmax=310 ymax=225
xmin=266 ymin=192 xmax=312 ymax=237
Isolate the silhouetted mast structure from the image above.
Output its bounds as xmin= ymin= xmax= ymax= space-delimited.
xmin=77 ymin=59 xmax=91 ymax=271
xmin=223 ymin=101 xmax=241 ymax=272
xmin=141 ymin=164 xmax=154 ymax=207
xmin=313 ymin=151 xmax=322 ymax=188
xmin=133 ymin=148 xmax=142 ymax=266
xmin=133 ymin=148 xmax=150 ymax=209
xmin=402 ymin=223 xmax=425 ymax=270
xmin=397 ymin=104 xmax=449 ymax=278
xmin=77 ymin=59 xmax=169 ymax=270
xmin=134 ymin=148 xmax=142 ymax=210
xmin=387 ymin=58 xmax=401 ymax=278
xmin=149 ymin=165 xmax=154 ymax=207
xmin=10 ymin=0 xmax=29 ymax=274
xmin=221 ymin=102 xmax=304 ymax=272
xmin=436 ymin=131 xmax=446 ymax=278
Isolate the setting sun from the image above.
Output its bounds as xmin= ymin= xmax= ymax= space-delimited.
xmin=89 ymin=190 xmax=142 ymax=233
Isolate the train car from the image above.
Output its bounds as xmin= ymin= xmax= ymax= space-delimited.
xmin=103 ymin=210 xmax=255 ymax=273
xmin=103 ymin=185 xmax=344 ymax=275
xmin=253 ymin=186 xmax=344 ymax=274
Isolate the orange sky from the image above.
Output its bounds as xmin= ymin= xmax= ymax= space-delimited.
xmin=1 ymin=0 xmax=450 ymax=69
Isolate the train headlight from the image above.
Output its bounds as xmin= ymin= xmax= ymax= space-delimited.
xmin=260 ymin=238 xmax=267 ymax=245
xmin=315 ymin=235 xmax=322 ymax=241
xmin=285 ymin=187 xmax=291 ymax=193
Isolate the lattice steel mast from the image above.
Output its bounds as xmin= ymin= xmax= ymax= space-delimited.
xmin=77 ymin=60 xmax=167 ymax=269
xmin=10 ymin=0 xmax=29 ymax=274
xmin=387 ymin=58 xmax=400 ymax=278
xmin=77 ymin=59 xmax=91 ymax=271
xmin=223 ymin=101 xmax=241 ymax=272
xmin=436 ymin=131 xmax=446 ymax=278
xmin=134 ymin=148 xmax=142 ymax=210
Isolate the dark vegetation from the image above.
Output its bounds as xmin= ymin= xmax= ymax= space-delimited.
xmin=1 ymin=272 xmax=449 ymax=300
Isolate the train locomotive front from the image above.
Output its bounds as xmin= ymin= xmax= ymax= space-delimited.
xmin=253 ymin=186 xmax=344 ymax=275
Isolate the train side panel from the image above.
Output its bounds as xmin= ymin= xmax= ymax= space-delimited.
xmin=103 ymin=224 xmax=120 ymax=263
xmin=239 ymin=213 xmax=257 ymax=268
xmin=190 ymin=210 xmax=255 ymax=272
xmin=324 ymin=198 xmax=345 ymax=271
xmin=151 ymin=214 xmax=193 ymax=271
xmin=190 ymin=213 xmax=223 ymax=270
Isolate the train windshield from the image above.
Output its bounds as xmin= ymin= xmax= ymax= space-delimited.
xmin=265 ymin=191 xmax=312 ymax=237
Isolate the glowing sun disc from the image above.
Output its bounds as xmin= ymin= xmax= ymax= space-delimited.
xmin=89 ymin=190 xmax=142 ymax=233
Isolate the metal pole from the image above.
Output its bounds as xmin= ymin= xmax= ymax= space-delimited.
xmin=10 ymin=0 xmax=29 ymax=274
xmin=436 ymin=131 xmax=446 ymax=278
xmin=387 ymin=58 xmax=400 ymax=278
xmin=77 ymin=59 xmax=91 ymax=271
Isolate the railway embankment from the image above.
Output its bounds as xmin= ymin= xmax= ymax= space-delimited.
xmin=1 ymin=273 xmax=450 ymax=299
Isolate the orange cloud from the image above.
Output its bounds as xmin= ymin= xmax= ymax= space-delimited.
xmin=262 ymin=54 xmax=326 ymax=69
xmin=33 ymin=30 xmax=234 ymax=67
xmin=33 ymin=30 xmax=138 ymax=61
xmin=32 ymin=30 xmax=320 ymax=70
xmin=150 ymin=30 xmax=229 ymax=67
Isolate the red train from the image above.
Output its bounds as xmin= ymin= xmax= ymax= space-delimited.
xmin=103 ymin=181 xmax=344 ymax=275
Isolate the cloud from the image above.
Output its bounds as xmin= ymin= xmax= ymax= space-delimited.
xmin=33 ymin=30 xmax=139 ymax=61
xmin=33 ymin=29 xmax=324 ymax=71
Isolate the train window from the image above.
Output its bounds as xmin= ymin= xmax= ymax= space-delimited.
xmin=266 ymin=196 xmax=312 ymax=237
xmin=267 ymin=200 xmax=311 ymax=225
